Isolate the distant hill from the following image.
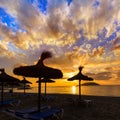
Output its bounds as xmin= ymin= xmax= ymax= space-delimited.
xmin=82 ymin=82 xmax=100 ymax=86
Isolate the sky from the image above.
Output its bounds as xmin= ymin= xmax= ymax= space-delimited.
xmin=0 ymin=0 xmax=120 ymax=86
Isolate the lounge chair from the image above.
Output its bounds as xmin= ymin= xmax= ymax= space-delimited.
xmin=3 ymin=105 xmax=50 ymax=114
xmin=16 ymin=106 xmax=50 ymax=114
xmin=0 ymin=99 xmax=20 ymax=106
xmin=17 ymin=108 xmax=64 ymax=120
xmin=3 ymin=107 xmax=64 ymax=120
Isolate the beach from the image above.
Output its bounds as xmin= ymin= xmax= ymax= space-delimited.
xmin=1 ymin=93 xmax=120 ymax=120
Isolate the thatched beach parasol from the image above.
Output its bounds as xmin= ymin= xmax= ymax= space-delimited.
xmin=20 ymin=77 xmax=32 ymax=94
xmin=13 ymin=51 xmax=63 ymax=111
xmin=0 ymin=68 xmax=20 ymax=104
xmin=36 ymin=78 xmax=55 ymax=96
xmin=68 ymin=66 xmax=93 ymax=100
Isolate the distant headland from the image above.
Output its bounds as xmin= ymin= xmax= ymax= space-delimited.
xmin=81 ymin=82 xmax=100 ymax=86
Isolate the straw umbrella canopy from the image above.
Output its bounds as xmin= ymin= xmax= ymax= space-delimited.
xmin=13 ymin=51 xmax=63 ymax=112
xmin=68 ymin=66 xmax=93 ymax=100
xmin=20 ymin=77 xmax=32 ymax=94
xmin=0 ymin=68 xmax=20 ymax=104
xmin=36 ymin=78 xmax=55 ymax=96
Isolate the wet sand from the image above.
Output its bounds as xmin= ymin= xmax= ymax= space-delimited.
xmin=1 ymin=93 xmax=120 ymax=120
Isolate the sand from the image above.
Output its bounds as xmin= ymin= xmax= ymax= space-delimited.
xmin=1 ymin=93 xmax=120 ymax=120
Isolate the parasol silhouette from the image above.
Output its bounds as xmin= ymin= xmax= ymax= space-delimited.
xmin=13 ymin=51 xmax=63 ymax=111
xmin=36 ymin=78 xmax=55 ymax=96
xmin=20 ymin=77 xmax=32 ymax=94
xmin=0 ymin=68 xmax=20 ymax=104
xmin=68 ymin=66 xmax=93 ymax=100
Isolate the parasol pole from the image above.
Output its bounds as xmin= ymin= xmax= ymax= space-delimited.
xmin=79 ymin=80 xmax=81 ymax=100
xmin=38 ymin=77 xmax=41 ymax=112
xmin=10 ymin=84 xmax=14 ymax=97
xmin=45 ymin=82 xmax=46 ymax=96
xmin=24 ymin=83 xmax=25 ymax=94
xmin=1 ymin=82 xmax=4 ymax=105
xmin=11 ymin=84 xmax=14 ymax=93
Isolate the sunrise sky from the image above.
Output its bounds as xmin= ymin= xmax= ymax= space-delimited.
xmin=0 ymin=0 xmax=120 ymax=86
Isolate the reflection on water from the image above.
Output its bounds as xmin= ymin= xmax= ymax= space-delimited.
xmin=71 ymin=86 xmax=76 ymax=94
xmin=13 ymin=85 xmax=120 ymax=97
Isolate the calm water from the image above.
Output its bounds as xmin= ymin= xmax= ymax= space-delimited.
xmin=14 ymin=85 xmax=120 ymax=97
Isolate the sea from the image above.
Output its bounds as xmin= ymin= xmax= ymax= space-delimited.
xmin=13 ymin=85 xmax=120 ymax=97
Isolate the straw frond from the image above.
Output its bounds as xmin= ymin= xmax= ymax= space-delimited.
xmin=0 ymin=68 xmax=5 ymax=73
xmin=41 ymin=51 xmax=52 ymax=61
xmin=78 ymin=66 xmax=84 ymax=71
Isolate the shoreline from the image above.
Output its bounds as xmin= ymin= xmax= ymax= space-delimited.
xmin=11 ymin=85 xmax=120 ymax=97
xmin=1 ymin=93 xmax=120 ymax=120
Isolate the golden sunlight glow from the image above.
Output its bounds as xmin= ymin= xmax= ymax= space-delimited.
xmin=0 ymin=0 xmax=120 ymax=87
xmin=68 ymin=72 xmax=76 ymax=78
xmin=71 ymin=86 xmax=76 ymax=94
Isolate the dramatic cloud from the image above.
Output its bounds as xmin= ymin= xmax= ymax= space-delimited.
xmin=0 ymin=0 xmax=120 ymax=85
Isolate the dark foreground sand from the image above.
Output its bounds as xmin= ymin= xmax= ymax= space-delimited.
xmin=1 ymin=93 xmax=120 ymax=120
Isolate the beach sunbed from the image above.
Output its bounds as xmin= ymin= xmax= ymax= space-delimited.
xmin=16 ymin=106 xmax=50 ymax=114
xmin=3 ymin=107 xmax=64 ymax=120
xmin=3 ymin=105 xmax=50 ymax=114
xmin=18 ymin=108 xmax=64 ymax=120
xmin=0 ymin=99 xmax=20 ymax=107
